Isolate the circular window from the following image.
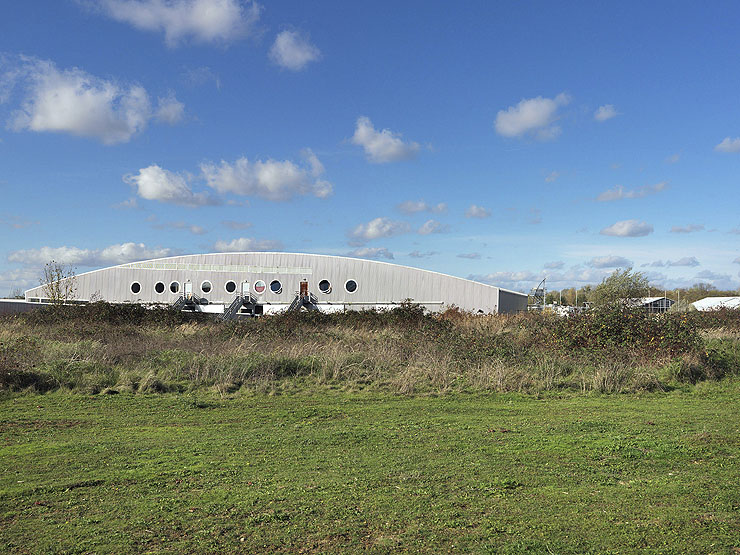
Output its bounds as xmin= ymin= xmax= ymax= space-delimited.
xmin=270 ymin=280 xmax=282 ymax=294
xmin=225 ymin=280 xmax=237 ymax=293
xmin=170 ymin=281 xmax=180 ymax=294
xmin=131 ymin=282 xmax=141 ymax=294
xmin=201 ymin=280 xmax=212 ymax=294
xmin=154 ymin=282 xmax=165 ymax=294
xmin=345 ymin=279 xmax=357 ymax=293
xmin=319 ymin=279 xmax=331 ymax=294
xmin=254 ymin=280 xmax=266 ymax=294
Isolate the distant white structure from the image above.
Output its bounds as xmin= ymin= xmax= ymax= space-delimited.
xmin=626 ymin=297 xmax=675 ymax=313
xmin=23 ymin=252 xmax=528 ymax=316
xmin=691 ymin=296 xmax=740 ymax=311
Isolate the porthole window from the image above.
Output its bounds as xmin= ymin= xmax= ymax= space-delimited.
xmin=131 ymin=282 xmax=141 ymax=294
xmin=154 ymin=282 xmax=165 ymax=294
xmin=345 ymin=279 xmax=357 ymax=293
xmin=225 ymin=280 xmax=237 ymax=294
xmin=170 ymin=281 xmax=180 ymax=294
xmin=254 ymin=280 xmax=266 ymax=294
xmin=201 ymin=280 xmax=212 ymax=294
xmin=270 ymin=280 xmax=282 ymax=294
xmin=319 ymin=279 xmax=331 ymax=294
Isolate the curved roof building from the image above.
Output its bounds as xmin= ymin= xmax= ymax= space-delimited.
xmin=23 ymin=252 xmax=527 ymax=315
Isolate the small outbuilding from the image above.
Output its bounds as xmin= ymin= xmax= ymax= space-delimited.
xmin=625 ymin=297 xmax=675 ymax=313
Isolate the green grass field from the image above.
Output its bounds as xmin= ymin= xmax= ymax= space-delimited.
xmin=2 ymin=385 xmax=739 ymax=554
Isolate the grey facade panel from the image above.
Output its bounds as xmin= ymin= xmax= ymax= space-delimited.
xmin=498 ymin=289 xmax=528 ymax=314
xmin=24 ymin=252 xmax=527 ymax=314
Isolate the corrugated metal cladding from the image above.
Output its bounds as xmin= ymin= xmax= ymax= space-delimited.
xmin=24 ymin=252 xmax=528 ymax=314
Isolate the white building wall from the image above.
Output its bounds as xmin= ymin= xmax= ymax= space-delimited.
xmin=24 ymin=252 xmax=528 ymax=314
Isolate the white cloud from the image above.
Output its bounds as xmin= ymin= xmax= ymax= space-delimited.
xmin=97 ymin=0 xmax=261 ymax=46
xmin=544 ymin=261 xmax=564 ymax=269
xmin=473 ymin=270 xmax=536 ymax=283
xmin=494 ymin=93 xmax=570 ymax=139
xmin=670 ymin=224 xmax=704 ymax=233
xmin=347 ymin=247 xmax=394 ymax=260
xmin=0 ymin=267 xmax=40 ymax=296
xmin=588 ymin=255 xmax=633 ymax=269
xmin=155 ymin=93 xmax=185 ymax=124
xmin=10 ymin=61 xmax=140 ymax=143
xmin=733 ymin=257 xmax=740 ymax=264
xmin=351 ymin=116 xmax=420 ymax=163
xmin=715 ymin=137 xmax=740 ymax=153
xmin=665 ymin=153 xmax=680 ymax=164
xmin=545 ymin=171 xmax=559 ymax=183
xmin=349 ymin=217 xmax=410 ymax=243
xmin=418 ymin=219 xmax=449 ymax=235
xmin=213 ymin=237 xmax=283 ymax=252
xmin=457 ymin=252 xmax=481 ymax=260
xmin=125 ymin=165 xmax=216 ymax=206
xmin=596 ymin=181 xmax=667 ymax=201
xmin=113 ymin=197 xmax=139 ymax=209
xmin=465 ymin=204 xmax=491 ymax=219
xmin=269 ymin=30 xmax=320 ymax=71
xmin=0 ymin=215 xmax=37 ymax=229
xmin=5 ymin=57 xmax=182 ymax=144
xmin=181 ymin=66 xmax=221 ymax=89
xmin=201 ymin=149 xmax=332 ymax=201
xmin=594 ymin=104 xmax=618 ymax=122
xmin=152 ymin=220 xmax=207 ymax=235
xmin=668 ymin=257 xmax=700 ymax=267
xmin=600 ymin=219 xmax=654 ymax=237
xmin=8 ymin=242 xmax=177 ymax=267
xmin=408 ymin=250 xmax=438 ymax=259
xmin=222 ymin=220 xmax=252 ymax=230
xmin=695 ymin=270 xmax=731 ymax=281
xmin=397 ymin=200 xmax=447 ymax=214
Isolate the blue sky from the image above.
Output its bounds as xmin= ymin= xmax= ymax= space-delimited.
xmin=1 ymin=0 xmax=740 ymax=296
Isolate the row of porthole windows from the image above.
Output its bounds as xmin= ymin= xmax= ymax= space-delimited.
xmin=130 ymin=278 xmax=359 ymax=295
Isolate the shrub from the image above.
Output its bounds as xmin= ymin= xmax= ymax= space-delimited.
xmin=547 ymin=305 xmax=702 ymax=356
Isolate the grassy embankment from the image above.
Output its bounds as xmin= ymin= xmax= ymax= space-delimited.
xmin=1 ymin=304 xmax=739 ymax=552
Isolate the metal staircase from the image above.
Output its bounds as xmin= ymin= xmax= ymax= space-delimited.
xmin=286 ymin=291 xmax=320 ymax=312
xmin=171 ymin=295 xmax=187 ymax=311
xmin=220 ymin=293 xmax=260 ymax=321
xmin=171 ymin=294 xmax=202 ymax=312
xmin=220 ymin=295 xmax=244 ymax=321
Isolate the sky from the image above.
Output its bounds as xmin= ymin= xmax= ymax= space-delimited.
xmin=1 ymin=0 xmax=740 ymax=297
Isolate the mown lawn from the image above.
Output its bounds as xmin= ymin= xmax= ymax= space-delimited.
xmin=1 ymin=384 xmax=739 ymax=554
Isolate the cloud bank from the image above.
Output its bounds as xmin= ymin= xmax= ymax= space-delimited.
xmin=8 ymin=242 xmax=178 ymax=267
xmin=3 ymin=56 xmax=183 ymax=144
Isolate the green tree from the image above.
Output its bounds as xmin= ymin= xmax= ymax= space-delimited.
xmin=590 ymin=268 xmax=649 ymax=307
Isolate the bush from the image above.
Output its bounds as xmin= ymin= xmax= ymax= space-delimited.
xmin=547 ymin=305 xmax=702 ymax=356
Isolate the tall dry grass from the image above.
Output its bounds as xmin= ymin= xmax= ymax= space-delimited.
xmin=1 ymin=303 xmax=738 ymax=396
